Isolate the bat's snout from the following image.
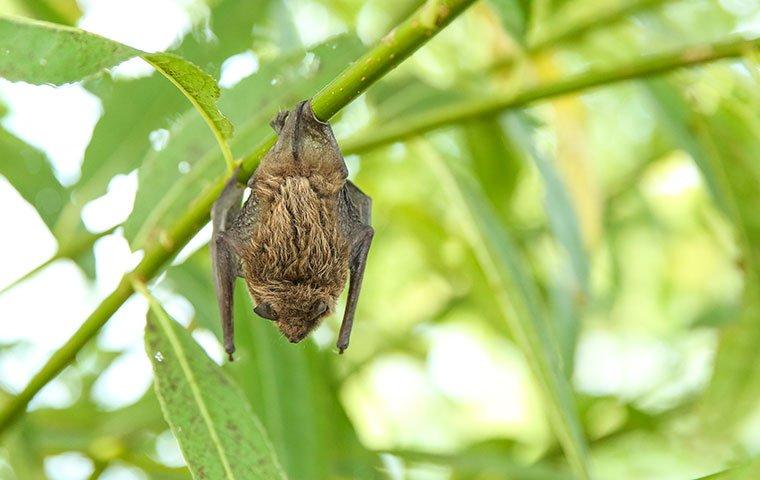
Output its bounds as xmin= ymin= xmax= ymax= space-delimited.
xmin=284 ymin=328 xmax=309 ymax=343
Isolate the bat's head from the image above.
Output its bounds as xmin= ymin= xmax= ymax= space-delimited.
xmin=252 ymin=291 xmax=335 ymax=343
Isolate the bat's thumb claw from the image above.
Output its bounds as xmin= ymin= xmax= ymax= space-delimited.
xmin=227 ymin=352 xmax=235 ymax=362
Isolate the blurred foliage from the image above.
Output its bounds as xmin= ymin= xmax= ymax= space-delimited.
xmin=1 ymin=0 xmax=759 ymax=479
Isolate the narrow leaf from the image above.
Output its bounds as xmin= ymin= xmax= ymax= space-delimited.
xmin=644 ymin=79 xmax=730 ymax=213
xmin=509 ymin=114 xmax=590 ymax=295
xmin=417 ymin=141 xmax=590 ymax=479
xmin=139 ymin=283 xmax=286 ymax=480
xmin=461 ymin=115 xmax=523 ymax=213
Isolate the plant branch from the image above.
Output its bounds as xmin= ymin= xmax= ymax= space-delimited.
xmin=0 ymin=0 xmax=478 ymax=436
xmin=341 ymin=36 xmax=760 ymax=154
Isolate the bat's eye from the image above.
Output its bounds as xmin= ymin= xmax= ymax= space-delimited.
xmin=310 ymin=300 xmax=329 ymax=319
xmin=254 ymin=303 xmax=278 ymax=321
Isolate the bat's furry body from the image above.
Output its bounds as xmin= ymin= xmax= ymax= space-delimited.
xmin=245 ymin=170 xmax=349 ymax=341
xmin=211 ymin=101 xmax=373 ymax=357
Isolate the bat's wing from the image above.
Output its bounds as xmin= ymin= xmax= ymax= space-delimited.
xmin=211 ymin=170 xmax=249 ymax=361
xmin=337 ymin=180 xmax=374 ymax=353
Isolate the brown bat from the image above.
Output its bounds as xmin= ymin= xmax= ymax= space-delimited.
xmin=211 ymin=100 xmax=373 ymax=360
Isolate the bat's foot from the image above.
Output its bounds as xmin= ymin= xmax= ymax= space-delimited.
xmin=337 ymin=344 xmax=347 ymax=354
xmin=227 ymin=350 xmax=235 ymax=362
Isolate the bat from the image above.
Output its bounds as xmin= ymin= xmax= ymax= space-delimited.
xmin=210 ymin=100 xmax=373 ymax=360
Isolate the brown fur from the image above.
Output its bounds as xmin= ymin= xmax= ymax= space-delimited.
xmin=242 ymin=168 xmax=349 ymax=342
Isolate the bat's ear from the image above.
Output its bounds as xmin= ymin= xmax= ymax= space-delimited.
xmin=270 ymin=111 xmax=289 ymax=134
xmin=254 ymin=303 xmax=278 ymax=321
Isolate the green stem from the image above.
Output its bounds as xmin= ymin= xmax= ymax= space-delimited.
xmin=0 ymin=0 xmax=478 ymax=436
xmin=86 ymin=461 xmax=109 ymax=480
xmin=119 ymin=451 xmax=190 ymax=477
xmin=0 ymin=226 xmax=117 ymax=296
xmin=341 ymin=36 xmax=760 ymax=154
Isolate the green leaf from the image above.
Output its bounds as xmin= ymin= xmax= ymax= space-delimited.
xmin=676 ymin=78 xmax=760 ymax=430
xmin=176 ymin=0 xmax=277 ymax=76
xmin=123 ymin=35 xmax=364 ymax=250
xmin=417 ymin=140 xmax=590 ymax=480
xmin=10 ymin=0 xmax=81 ymax=25
xmin=390 ymin=441 xmax=573 ymax=480
xmin=695 ymin=458 xmax=760 ymax=480
xmin=74 ymin=74 xmax=191 ymax=204
xmin=0 ymin=16 xmax=140 ymax=84
xmin=461 ymin=114 xmax=586 ymax=375
xmin=488 ymin=0 xmax=531 ymax=42
xmin=0 ymin=127 xmax=66 ymax=230
xmin=642 ymin=76 xmax=760 ymax=430
xmin=141 ymin=283 xmax=286 ymax=480
xmin=0 ymin=15 xmax=234 ymax=171
xmin=144 ymin=52 xmax=234 ymax=164
xmin=0 ymin=123 xmax=98 ymax=281
xmin=461 ymin=115 xmax=523 ymax=213
xmin=644 ymin=78 xmax=730 ymax=214
xmin=509 ymin=114 xmax=590 ymax=295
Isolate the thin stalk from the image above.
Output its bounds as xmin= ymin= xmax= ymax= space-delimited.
xmin=0 ymin=0 xmax=478 ymax=436
xmin=0 ymin=226 xmax=117 ymax=296
xmin=341 ymin=36 xmax=760 ymax=154
xmin=86 ymin=461 xmax=109 ymax=480
xmin=380 ymin=448 xmax=573 ymax=480
xmin=0 ymin=257 xmax=55 ymax=296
